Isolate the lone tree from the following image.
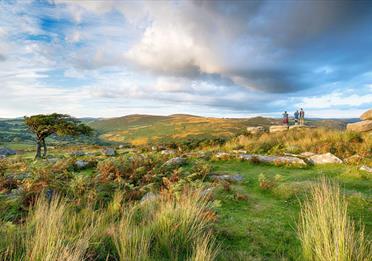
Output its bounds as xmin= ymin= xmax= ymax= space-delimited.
xmin=25 ymin=113 xmax=93 ymax=159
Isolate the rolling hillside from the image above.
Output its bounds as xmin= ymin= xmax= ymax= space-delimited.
xmin=90 ymin=114 xmax=280 ymax=145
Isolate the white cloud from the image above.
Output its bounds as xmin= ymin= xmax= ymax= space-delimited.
xmin=299 ymin=92 xmax=372 ymax=109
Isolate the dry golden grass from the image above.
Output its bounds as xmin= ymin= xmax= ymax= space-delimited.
xmin=298 ymin=178 xmax=371 ymax=261
xmin=224 ymin=128 xmax=371 ymax=159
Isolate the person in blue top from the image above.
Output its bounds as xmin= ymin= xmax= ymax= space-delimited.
xmin=294 ymin=110 xmax=299 ymax=125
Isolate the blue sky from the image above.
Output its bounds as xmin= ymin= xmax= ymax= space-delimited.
xmin=0 ymin=0 xmax=371 ymax=118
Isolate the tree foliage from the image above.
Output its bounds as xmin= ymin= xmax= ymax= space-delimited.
xmin=24 ymin=113 xmax=93 ymax=158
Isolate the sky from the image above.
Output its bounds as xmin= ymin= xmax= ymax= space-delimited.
xmin=0 ymin=0 xmax=372 ymax=119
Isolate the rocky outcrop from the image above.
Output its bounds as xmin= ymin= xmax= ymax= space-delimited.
xmin=347 ymin=109 xmax=372 ymax=132
xmin=346 ymin=120 xmax=372 ymax=132
xmin=269 ymin=125 xmax=288 ymax=133
xmin=246 ymin=126 xmax=265 ymax=134
xmin=360 ymin=109 xmax=372 ymax=120
xmin=240 ymin=154 xmax=306 ymax=165
xmin=308 ymin=153 xmax=343 ymax=165
xmin=0 ymin=148 xmax=16 ymax=157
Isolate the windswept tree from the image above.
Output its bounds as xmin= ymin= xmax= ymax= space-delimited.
xmin=25 ymin=113 xmax=93 ymax=159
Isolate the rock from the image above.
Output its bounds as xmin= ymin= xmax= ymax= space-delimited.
xmin=75 ymin=160 xmax=89 ymax=169
xmin=359 ymin=165 xmax=372 ymax=173
xmin=346 ymin=120 xmax=372 ymax=132
xmin=163 ymin=157 xmax=186 ymax=167
xmin=215 ymin=152 xmax=232 ymax=159
xmin=240 ymin=154 xmax=307 ymax=165
xmin=140 ymin=192 xmax=158 ymax=202
xmin=161 ymin=149 xmax=176 ymax=155
xmin=269 ymin=125 xmax=288 ymax=133
xmin=0 ymin=148 xmax=16 ymax=157
xmin=360 ymin=109 xmax=372 ymax=120
xmin=289 ymin=125 xmax=310 ymax=130
xmin=70 ymin=151 xmax=85 ymax=157
xmin=246 ymin=126 xmax=265 ymax=134
xmin=0 ymin=155 xmax=5 ymax=159
xmin=345 ymin=154 xmax=362 ymax=164
xmin=308 ymin=153 xmax=343 ymax=165
xmin=210 ymin=173 xmax=244 ymax=182
xmin=103 ymin=148 xmax=116 ymax=156
xmin=300 ymin=152 xmax=316 ymax=157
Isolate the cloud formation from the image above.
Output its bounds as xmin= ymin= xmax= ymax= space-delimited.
xmin=0 ymin=0 xmax=371 ymax=118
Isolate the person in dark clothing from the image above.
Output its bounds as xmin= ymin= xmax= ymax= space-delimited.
xmin=282 ymin=111 xmax=289 ymax=125
xmin=294 ymin=110 xmax=299 ymax=125
xmin=299 ymin=108 xmax=305 ymax=125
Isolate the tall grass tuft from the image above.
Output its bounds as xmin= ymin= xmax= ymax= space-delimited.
xmin=112 ymin=211 xmax=150 ymax=261
xmin=190 ymin=233 xmax=219 ymax=261
xmin=0 ymin=194 xmax=95 ymax=261
xmin=298 ymin=178 xmax=371 ymax=261
xmin=150 ymin=190 xmax=212 ymax=259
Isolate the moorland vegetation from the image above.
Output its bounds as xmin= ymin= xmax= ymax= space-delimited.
xmin=0 ymin=113 xmax=370 ymax=260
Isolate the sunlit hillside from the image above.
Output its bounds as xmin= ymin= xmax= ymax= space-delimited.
xmin=90 ymin=114 xmax=281 ymax=145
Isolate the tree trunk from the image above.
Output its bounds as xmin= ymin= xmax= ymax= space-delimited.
xmin=42 ymin=138 xmax=47 ymax=158
xmin=35 ymin=139 xmax=42 ymax=159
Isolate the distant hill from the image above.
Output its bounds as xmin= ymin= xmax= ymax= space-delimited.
xmin=90 ymin=114 xmax=281 ymax=145
xmin=1 ymin=114 xmax=354 ymax=146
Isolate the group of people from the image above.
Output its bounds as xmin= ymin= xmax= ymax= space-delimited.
xmin=282 ymin=108 xmax=305 ymax=126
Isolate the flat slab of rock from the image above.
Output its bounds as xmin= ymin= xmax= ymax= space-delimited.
xmin=0 ymin=148 xmax=16 ymax=157
xmin=346 ymin=120 xmax=372 ymax=132
xmin=240 ymin=154 xmax=306 ymax=165
xmin=300 ymin=152 xmax=316 ymax=157
xmin=289 ymin=125 xmax=310 ymax=130
xmin=269 ymin=125 xmax=288 ymax=133
xmin=360 ymin=109 xmax=372 ymax=120
xmin=308 ymin=153 xmax=343 ymax=165
xmin=246 ymin=126 xmax=265 ymax=134
xmin=360 ymin=165 xmax=372 ymax=173
xmin=210 ymin=173 xmax=244 ymax=182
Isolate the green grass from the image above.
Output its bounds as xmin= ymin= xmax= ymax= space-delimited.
xmin=209 ymin=160 xmax=371 ymax=260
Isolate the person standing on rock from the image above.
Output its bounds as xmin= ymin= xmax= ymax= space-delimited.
xmin=299 ymin=108 xmax=305 ymax=125
xmin=283 ymin=111 xmax=289 ymax=126
xmin=294 ymin=110 xmax=299 ymax=125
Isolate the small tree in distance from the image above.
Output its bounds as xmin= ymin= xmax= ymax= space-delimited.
xmin=25 ymin=113 xmax=93 ymax=159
